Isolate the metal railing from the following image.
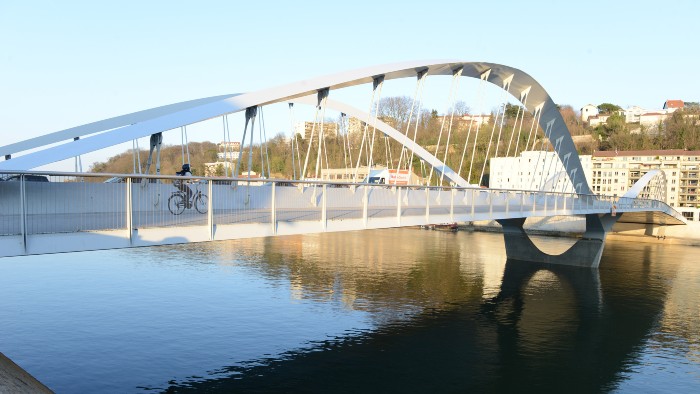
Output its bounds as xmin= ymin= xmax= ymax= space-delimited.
xmin=0 ymin=170 xmax=679 ymax=243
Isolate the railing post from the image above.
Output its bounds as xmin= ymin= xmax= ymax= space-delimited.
xmin=396 ymin=187 xmax=402 ymax=226
xmin=520 ymin=192 xmax=524 ymax=214
xmin=126 ymin=177 xmax=133 ymax=245
xmin=471 ymin=188 xmax=476 ymax=218
xmin=544 ymin=192 xmax=548 ymax=215
xmin=489 ymin=191 xmax=493 ymax=216
xmin=321 ymin=184 xmax=327 ymax=231
xmin=505 ymin=192 xmax=510 ymax=215
xmin=450 ymin=188 xmax=455 ymax=221
xmin=208 ymin=180 xmax=214 ymax=240
xmin=271 ymin=182 xmax=276 ymax=235
xmin=425 ymin=187 xmax=430 ymax=224
xmin=20 ymin=174 xmax=27 ymax=253
xmin=363 ymin=185 xmax=368 ymax=228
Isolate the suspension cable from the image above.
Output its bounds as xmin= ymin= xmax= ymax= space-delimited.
xmin=367 ymin=76 xmax=385 ymax=171
xmin=492 ymin=79 xmax=513 ymax=159
xmin=384 ymin=134 xmax=391 ymax=169
xmin=458 ymin=75 xmax=487 ymax=182
xmin=301 ymin=104 xmax=321 ymax=180
xmin=340 ymin=113 xmax=349 ymax=174
xmin=288 ymin=104 xmax=296 ymax=180
xmin=353 ymin=79 xmax=381 ymax=183
xmin=438 ymin=69 xmax=464 ymax=186
xmin=246 ymin=113 xmax=256 ymax=179
xmin=135 ymin=138 xmax=142 ymax=174
xmin=542 ymin=123 xmax=558 ymax=190
xmin=396 ymin=70 xmax=427 ymax=175
xmin=527 ymin=108 xmax=545 ymax=189
xmin=180 ymin=126 xmax=186 ymax=165
xmin=314 ymin=89 xmax=330 ymax=180
xmin=406 ymin=71 xmax=428 ymax=179
xmin=258 ymin=107 xmax=270 ymax=178
xmin=466 ymin=70 xmax=491 ymax=184
xmin=479 ymin=80 xmax=511 ymax=187
xmin=428 ymin=70 xmax=459 ymax=185
xmin=512 ymin=102 xmax=528 ymax=157
xmin=222 ymin=116 xmax=229 ymax=177
xmin=132 ymin=140 xmax=137 ymax=174
xmin=504 ymin=105 xmax=522 ymax=158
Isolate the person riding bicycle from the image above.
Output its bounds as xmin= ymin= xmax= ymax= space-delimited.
xmin=175 ymin=163 xmax=193 ymax=208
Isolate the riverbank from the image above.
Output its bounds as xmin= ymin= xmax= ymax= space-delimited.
xmin=464 ymin=216 xmax=700 ymax=246
xmin=0 ymin=352 xmax=53 ymax=393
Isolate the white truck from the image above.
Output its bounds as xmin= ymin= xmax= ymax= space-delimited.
xmin=365 ymin=168 xmax=411 ymax=185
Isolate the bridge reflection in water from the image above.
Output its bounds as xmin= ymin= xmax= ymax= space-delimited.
xmin=146 ymin=230 xmax=688 ymax=393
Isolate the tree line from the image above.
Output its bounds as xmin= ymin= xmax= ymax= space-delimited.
xmin=91 ymin=97 xmax=700 ymax=184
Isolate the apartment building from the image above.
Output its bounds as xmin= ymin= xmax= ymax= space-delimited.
xmin=490 ymin=151 xmax=592 ymax=193
xmin=490 ymin=150 xmax=700 ymax=221
xmin=591 ymin=150 xmax=700 ymax=220
xmin=295 ymin=121 xmax=340 ymax=140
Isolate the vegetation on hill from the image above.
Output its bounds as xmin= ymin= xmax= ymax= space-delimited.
xmin=90 ymin=141 xmax=220 ymax=176
xmin=593 ymin=108 xmax=700 ymax=151
xmin=90 ymin=97 xmax=700 ymax=183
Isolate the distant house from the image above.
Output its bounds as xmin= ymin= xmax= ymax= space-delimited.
xmin=640 ymin=112 xmax=668 ymax=127
xmin=663 ymin=100 xmax=684 ymax=113
xmin=580 ymin=104 xmax=598 ymax=122
xmin=434 ymin=114 xmax=491 ymax=129
xmin=588 ymin=114 xmax=611 ymax=127
xmin=624 ymin=106 xmax=647 ymax=123
xmin=295 ymin=121 xmax=339 ymax=140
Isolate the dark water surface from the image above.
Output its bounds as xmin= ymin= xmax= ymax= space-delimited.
xmin=1 ymin=229 xmax=698 ymax=393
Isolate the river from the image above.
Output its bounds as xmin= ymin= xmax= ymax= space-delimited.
xmin=1 ymin=229 xmax=698 ymax=393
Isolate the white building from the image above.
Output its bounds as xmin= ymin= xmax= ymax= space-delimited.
xmin=663 ymin=100 xmax=684 ymax=113
xmin=587 ymin=114 xmax=612 ymax=127
xmin=217 ymin=141 xmax=241 ymax=160
xmin=490 ymin=151 xmax=592 ymax=193
xmin=320 ymin=165 xmax=422 ymax=184
xmin=580 ymin=104 xmax=598 ymax=122
xmin=295 ymin=121 xmax=339 ymax=140
xmin=639 ymin=112 xmax=668 ymax=127
xmin=591 ymin=150 xmax=700 ymax=221
xmin=624 ymin=106 xmax=647 ymax=123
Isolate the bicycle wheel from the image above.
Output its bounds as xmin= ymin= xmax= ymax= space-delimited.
xmin=194 ymin=193 xmax=208 ymax=214
xmin=168 ymin=193 xmax=186 ymax=215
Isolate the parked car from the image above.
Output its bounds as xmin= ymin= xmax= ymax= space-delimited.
xmin=2 ymin=175 xmax=49 ymax=182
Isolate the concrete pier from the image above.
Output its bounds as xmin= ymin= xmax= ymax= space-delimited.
xmin=497 ymin=214 xmax=617 ymax=268
xmin=0 ymin=352 xmax=53 ymax=393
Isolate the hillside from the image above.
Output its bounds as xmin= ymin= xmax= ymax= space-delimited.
xmin=90 ymin=141 xmax=219 ymax=176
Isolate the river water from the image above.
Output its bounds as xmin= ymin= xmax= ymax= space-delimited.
xmin=0 ymin=229 xmax=698 ymax=393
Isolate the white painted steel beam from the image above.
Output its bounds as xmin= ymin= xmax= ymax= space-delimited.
xmin=0 ymin=60 xmax=590 ymax=195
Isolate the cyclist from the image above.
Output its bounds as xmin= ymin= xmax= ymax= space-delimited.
xmin=175 ymin=163 xmax=193 ymax=208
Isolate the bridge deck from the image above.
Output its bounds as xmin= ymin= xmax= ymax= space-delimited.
xmin=0 ymin=175 xmax=684 ymax=258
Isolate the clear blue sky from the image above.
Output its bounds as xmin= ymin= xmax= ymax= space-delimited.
xmin=1 ymin=0 xmax=698 ymax=169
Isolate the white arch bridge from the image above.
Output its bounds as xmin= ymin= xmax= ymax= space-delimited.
xmin=0 ymin=60 xmax=685 ymax=267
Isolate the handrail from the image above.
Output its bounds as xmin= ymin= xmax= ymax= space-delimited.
xmin=0 ymin=169 xmax=676 ymax=211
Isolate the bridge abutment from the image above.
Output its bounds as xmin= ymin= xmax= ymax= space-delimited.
xmin=497 ymin=214 xmax=617 ymax=268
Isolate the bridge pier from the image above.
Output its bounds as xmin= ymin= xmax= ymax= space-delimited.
xmin=496 ymin=214 xmax=617 ymax=268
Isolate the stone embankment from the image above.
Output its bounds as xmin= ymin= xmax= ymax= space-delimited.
xmin=0 ymin=352 xmax=53 ymax=393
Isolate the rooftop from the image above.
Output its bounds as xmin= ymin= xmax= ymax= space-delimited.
xmin=663 ymin=99 xmax=684 ymax=109
xmin=593 ymin=149 xmax=700 ymax=158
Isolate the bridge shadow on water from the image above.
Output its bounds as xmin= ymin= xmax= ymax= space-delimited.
xmin=161 ymin=235 xmax=667 ymax=394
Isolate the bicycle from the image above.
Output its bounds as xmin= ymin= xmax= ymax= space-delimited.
xmin=168 ymin=183 xmax=208 ymax=215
